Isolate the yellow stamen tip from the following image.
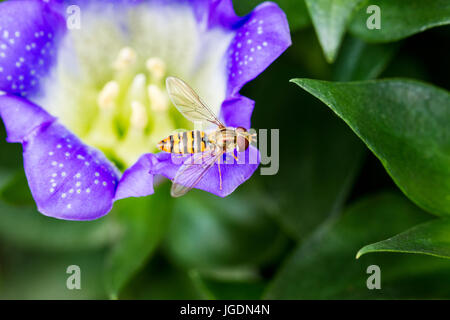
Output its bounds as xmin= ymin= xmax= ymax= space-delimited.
xmin=146 ymin=57 xmax=166 ymax=80
xmin=130 ymin=100 xmax=148 ymax=129
xmin=113 ymin=47 xmax=137 ymax=71
xmin=148 ymin=84 xmax=169 ymax=111
xmin=97 ymin=81 xmax=119 ymax=110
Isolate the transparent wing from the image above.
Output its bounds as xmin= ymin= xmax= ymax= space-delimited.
xmin=166 ymin=76 xmax=225 ymax=128
xmin=171 ymin=149 xmax=223 ymax=198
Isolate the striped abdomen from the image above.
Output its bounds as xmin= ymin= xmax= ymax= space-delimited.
xmin=157 ymin=130 xmax=208 ymax=154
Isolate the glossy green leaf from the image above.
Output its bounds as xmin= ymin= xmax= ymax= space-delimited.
xmin=333 ymin=36 xmax=398 ymax=81
xmin=265 ymin=192 xmax=450 ymax=299
xmin=304 ymin=0 xmax=364 ymax=62
xmin=350 ymin=0 xmax=450 ymax=43
xmin=104 ymin=184 xmax=173 ymax=299
xmin=163 ymin=187 xmax=288 ymax=271
xmin=235 ymin=0 xmax=311 ymax=32
xmin=292 ymin=78 xmax=450 ymax=217
xmin=357 ymin=219 xmax=450 ymax=259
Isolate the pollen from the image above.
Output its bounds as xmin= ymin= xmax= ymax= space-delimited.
xmin=113 ymin=47 xmax=137 ymax=71
xmin=146 ymin=57 xmax=166 ymax=80
xmin=130 ymin=101 xmax=148 ymax=129
xmin=148 ymin=84 xmax=169 ymax=111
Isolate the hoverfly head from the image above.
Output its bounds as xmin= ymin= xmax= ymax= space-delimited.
xmin=235 ymin=127 xmax=253 ymax=152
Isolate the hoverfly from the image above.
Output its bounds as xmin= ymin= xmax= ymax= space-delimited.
xmin=157 ymin=76 xmax=256 ymax=197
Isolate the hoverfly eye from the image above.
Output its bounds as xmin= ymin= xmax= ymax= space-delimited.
xmin=235 ymin=127 xmax=249 ymax=152
xmin=235 ymin=127 xmax=247 ymax=134
xmin=236 ymin=135 xmax=249 ymax=152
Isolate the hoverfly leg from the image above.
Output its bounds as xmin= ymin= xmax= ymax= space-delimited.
xmin=217 ymin=157 xmax=223 ymax=191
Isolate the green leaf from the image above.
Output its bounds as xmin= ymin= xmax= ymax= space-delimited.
xmin=0 ymin=199 xmax=119 ymax=251
xmin=350 ymin=0 xmax=450 ymax=43
xmin=234 ymin=0 xmax=311 ymax=32
xmin=190 ymin=271 xmax=266 ymax=300
xmin=304 ymin=0 xmax=364 ymax=63
xmin=239 ymin=44 xmax=365 ymax=241
xmin=333 ymin=36 xmax=398 ymax=81
xmin=357 ymin=219 xmax=450 ymax=259
xmin=292 ymin=78 xmax=450 ymax=217
xmin=0 ymin=168 xmax=15 ymax=191
xmin=120 ymin=253 xmax=208 ymax=300
xmin=104 ymin=184 xmax=173 ymax=299
xmin=0 ymin=125 xmax=21 ymax=170
xmin=0 ymin=170 xmax=35 ymax=205
xmin=163 ymin=187 xmax=288 ymax=271
xmin=0 ymin=168 xmax=119 ymax=252
xmin=265 ymin=192 xmax=450 ymax=299
xmin=0 ymin=250 xmax=107 ymax=299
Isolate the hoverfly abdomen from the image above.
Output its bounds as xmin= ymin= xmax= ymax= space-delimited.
xmin=157 ymin=130 xmax=208 ymax=154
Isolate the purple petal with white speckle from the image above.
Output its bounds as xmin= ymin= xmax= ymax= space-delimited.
xmin=226 ymin=2 xmax=291 ymax=96
xmin=0 ymin=0 xmax=65 ymax=97
xmin=23 ymin=121 xmax=120 ymax=220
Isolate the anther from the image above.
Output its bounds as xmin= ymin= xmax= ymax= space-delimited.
xmin=148 ymin=84 xmax=169 ymax=111
xmin=97 ymin=81 xmax=119 ymax=110
xmin=146 ymin=57 xmax=166 ymax=80
xmin=128 ymin=73 xmax=147 ymax=101
xmin=130 ymin=101 xmax=148 ymax=129
xmin=113 ymin=47 xmax=137 ymax=71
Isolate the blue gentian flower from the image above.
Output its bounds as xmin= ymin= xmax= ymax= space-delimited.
xmin=0 ymin=0 xmax=291 ymax=220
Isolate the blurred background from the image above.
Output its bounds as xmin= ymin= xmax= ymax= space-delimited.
xmin=0 ymin=0 xmax=449 ymax=299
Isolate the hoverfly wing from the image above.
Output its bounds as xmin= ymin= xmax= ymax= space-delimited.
xmin=166 ymin=77 xmax=225 ymax=129
xmin=171 ymin=149 xmax=223 ymax=197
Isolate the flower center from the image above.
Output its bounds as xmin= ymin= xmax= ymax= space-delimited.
xmin=33 ymin=3 xmax=234 ymax=171
xmin=81 ymin=47 xmax=185 ymax=170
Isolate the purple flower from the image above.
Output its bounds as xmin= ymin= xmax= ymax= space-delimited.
xmin=0 ymin=0 xmax=291 ymax=220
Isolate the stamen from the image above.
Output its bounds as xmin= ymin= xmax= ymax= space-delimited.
xmin=146 ymin=57 xmax=166 ymax=80
xmin=97 ymin=81 xmax=119 ymax=110
xmin=113 ymin=47 xmax=137 ymax=71
xmin=128 ymin=73 xmax=147 ymax=102
xmin=148 ymin=84 xmax=169 ymax=111
xmin=130 ymin=101 xmax=148 ymax=129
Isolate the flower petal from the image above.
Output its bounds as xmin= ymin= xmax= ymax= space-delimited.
xmin=23 ymin=121 xmax=120 ymax=220
xmin=0 ymin=0 xmax=65 ymax=97
xmin=227 ymin=2 xmax=291 ymax=96
xmin=221 ymin=95 xmax=255 ymax=129
xmin=191 ymin=0 xmax=239 ymax=29
xmin=0 ymin=95 xmax=120 ymax=220
xmin=115 ymin=154 xmax=155 ymax=201
xmin=0 ymin=93 xmax=55 ymax=143
xmin=149 ymin=146 xmax=260 ymax=197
